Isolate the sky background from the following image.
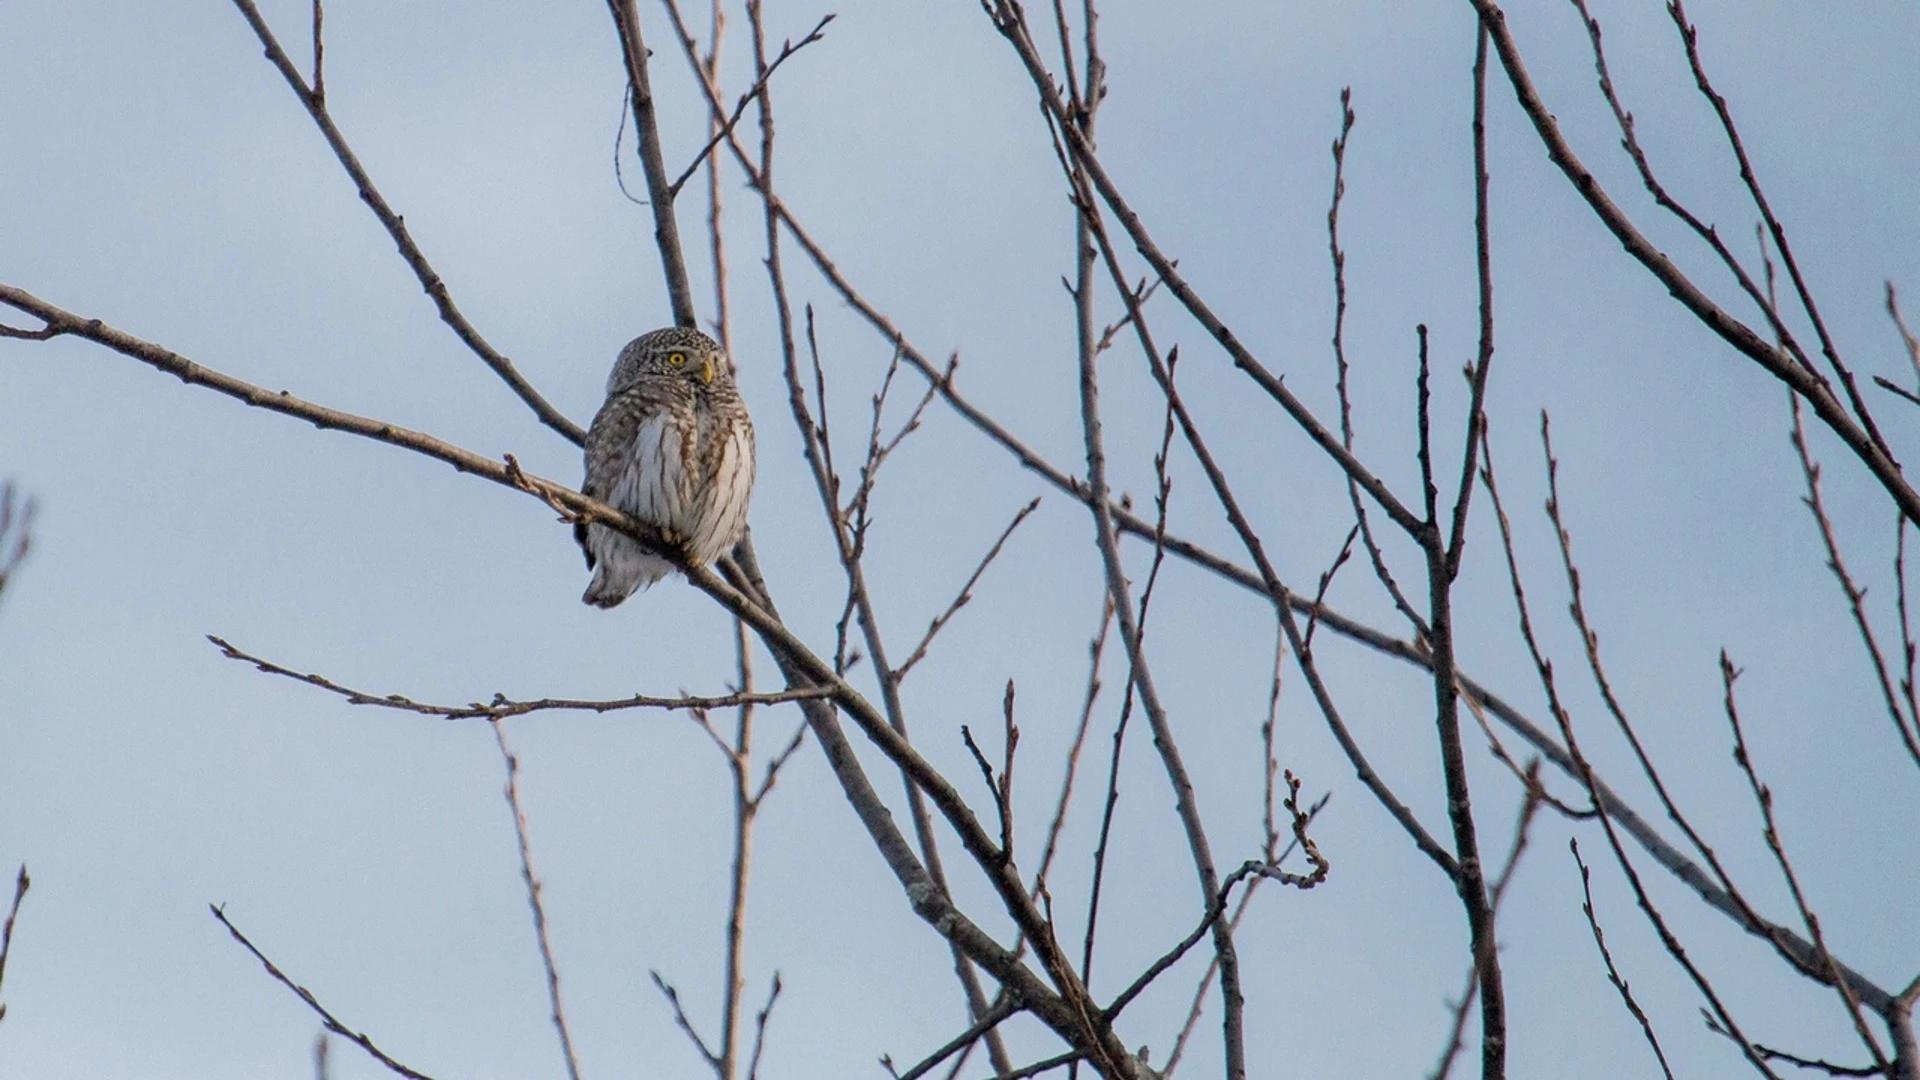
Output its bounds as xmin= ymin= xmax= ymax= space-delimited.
xmin=2 ymin=1 xmax=1918 ymax=1077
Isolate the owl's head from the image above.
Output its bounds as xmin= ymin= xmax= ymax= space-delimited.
xmin=607 ymin=326 xmax=732 ymax=396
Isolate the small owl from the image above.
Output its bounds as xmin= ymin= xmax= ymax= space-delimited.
xmin=577 ymin=327 xmax=756 ymax=607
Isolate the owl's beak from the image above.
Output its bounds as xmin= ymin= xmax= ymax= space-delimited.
xmin=701 ymin=357 xmax=716 ymax=384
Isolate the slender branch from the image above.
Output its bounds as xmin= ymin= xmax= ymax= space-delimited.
xmin=1665 ymin=0 xmax=1889 ymax=460
xmin=986 ymin=1 xmax=1426 ymax=541
xmin=1790 ymin=398 xmax=1920 ymax=768
xmin=0 ymin=482 xmax=33 ymax=605
xmin=1891 ymin=284 xmax=1920 ymax=389
xmin=0 ymin=865 xmax=28 ymax=1024
xmin=1719 ymin=654 xmax=1890 ymax=1071
xmin=225 ymin=0 xmax=585 ymax=445
xmin=1565 ymin=0 xmax=1810 ymax=378
xmin=1571 ymin=839 xmax=1676 ymax=1080
xmin=885 ymin=999 xmax=1022 ymax=1080
xmin=1070 ymin=134 xmax=1231 ymax=1080
xmin=491 ymin=723 xmax=584 ymax=1080
xmin=1160 ymin=792 xmax=1333 ymax=1080
xmin=1483 ymin=422 xmax=1781 ymax=1078
xmin=1069 ymin=170 xmax=1457 ymax=880
xmin=743 ymin=974 xmax=781 ymax=1080
xmin=607 ymin=0 xmax=696 ymax=327
xmin=309 ymin=0 xmax=324 ymax=104
xmin=1466 ymin=0 xmax=1920 ymax=527
xmin=653 ymin=971 xmax=722 ymax=1069
xmin=1103 ymin=773 xmax=1327 ymax=1024
xmin=1004 ymin=1050 xmax=1087 ymax=1080
xmin=209 ymin=635 xmax=832 ymax=720
xmin=895 ymin=497 xmax=1042 ymax=681
xmin=1478 ymin=426 xmax=1893 ymax=1014
xmin=1444 ymin=23 xmax=1496 ymax=582
xmin=211 ymin=905 xmax=439 ymax=1080
xmin=667 ymin=14 xmax=835 ymax=199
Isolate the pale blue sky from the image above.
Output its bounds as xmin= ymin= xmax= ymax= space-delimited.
xmin=2 ymin=1 xmax=1917 ymax=1077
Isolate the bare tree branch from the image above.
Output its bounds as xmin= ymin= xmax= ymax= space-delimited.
xmin=209 ymin=635 xmax=832 ymax=719
xmin=211 ymin=905 xmax=439 ymax=1080
xmin=1571 ymin=839 xmax=1675 ymax=1080
xmin=226 ymin=0 xmax=585 ymax=445
xmin=491 ymin=722 xmax=584 ymax=1080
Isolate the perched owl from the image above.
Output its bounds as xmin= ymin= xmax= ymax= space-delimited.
xmin=577 ymin=327 xmax=756 ymax=607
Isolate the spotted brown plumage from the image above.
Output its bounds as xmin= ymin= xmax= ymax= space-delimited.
xmin=578 ymin=327 xmax=755 ymax=607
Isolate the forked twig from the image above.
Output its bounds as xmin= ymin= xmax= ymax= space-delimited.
xmin=667 ymin=14 xmax=835 ymax=198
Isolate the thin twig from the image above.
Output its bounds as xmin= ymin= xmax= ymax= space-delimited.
xmin=1565 ymin=0 xmax=1809 ymax=377
xmin=744 ymin=973 xmax=782 ymax=1080
xmin=885 ymin=999 xmax=1022 ymax=1080
xmin=1104 ymin=773 xmax=1327 ymax=1024
xmin=1482 ymin=421 xmax=1781 ymax=1078
xmin=653 ymin=971 xmax=722 ymax=1069
xmin=309 ymin=0 xmax=324 ymax=104
xmin=0 ymin=865 xmax=28 ymax=1024
xmin=1790 ymin=398 xmax=1920 ymax=768
xmin=1159 ymin=792 xmax=1330 ymax=1080
xmin=0 ymin=483 xmax=33 ymax=605
xmin=224 ymin=0 xmax=584 ymax=445
xmin=667 ymin=14 xmax=835 ymax=199
xmin=1665 ymin=0 xmax=1890 ymax=461
xmin=1443 ymin=22 xmax=1497 ymax=584
xmin=1719 ymin=654 xmax=1891 ymax=1071
xmin=895 ymin=498 xmax=1042 ymax=681
xmin=1571 ymin=839 xmax=1676 ymax=1080
xmin=1328 ymin=90 xmax=1412 ymax=627
xmin=209 ymin=635 xmax=832 ymax=720
xmin=1000 ymin=1049 xmax=1087 ymax=1080
xmin=1711 ymin=1029 xmax=1884 ymax=1080
xmin=1890 ymin=283 xmax=1920 ymax=389
xmin=1065 ymin=141 xmax=1458 ymax=881
xmin=492 ymin=722 xmax=584 ymax=1080
xmin=210 ymin=905 xmax=439 ymax=1080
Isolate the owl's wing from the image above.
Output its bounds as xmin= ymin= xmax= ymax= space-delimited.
xmin=578 ymin=390 xmax=653 ymax=569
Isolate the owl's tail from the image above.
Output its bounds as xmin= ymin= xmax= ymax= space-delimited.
xmin=581 ymin=527 xmax=673 ymax=607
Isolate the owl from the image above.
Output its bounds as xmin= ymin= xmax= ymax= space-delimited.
xmin=577 ymin=327 xmax=756 ymax=607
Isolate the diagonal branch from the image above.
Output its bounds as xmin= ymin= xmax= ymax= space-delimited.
xmin=226 ymin=0 xmax=585 ymax=446
xmin=211 ymin=904 xmax=439 ymax=1080
xmin=1465 ymin=0 xmax=1920 ymax=527
xmin=666 ymin=13 xmax=835 ymax=199
xmin=895 ymin=497 xmax=1041 ymax=682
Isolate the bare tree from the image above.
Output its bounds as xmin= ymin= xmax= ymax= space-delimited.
xmin=1 ymin=1 xmax=1915 ymax=1078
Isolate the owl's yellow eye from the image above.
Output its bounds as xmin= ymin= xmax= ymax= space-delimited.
xmin=667 ymin=351 xmax=688 ymax=366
